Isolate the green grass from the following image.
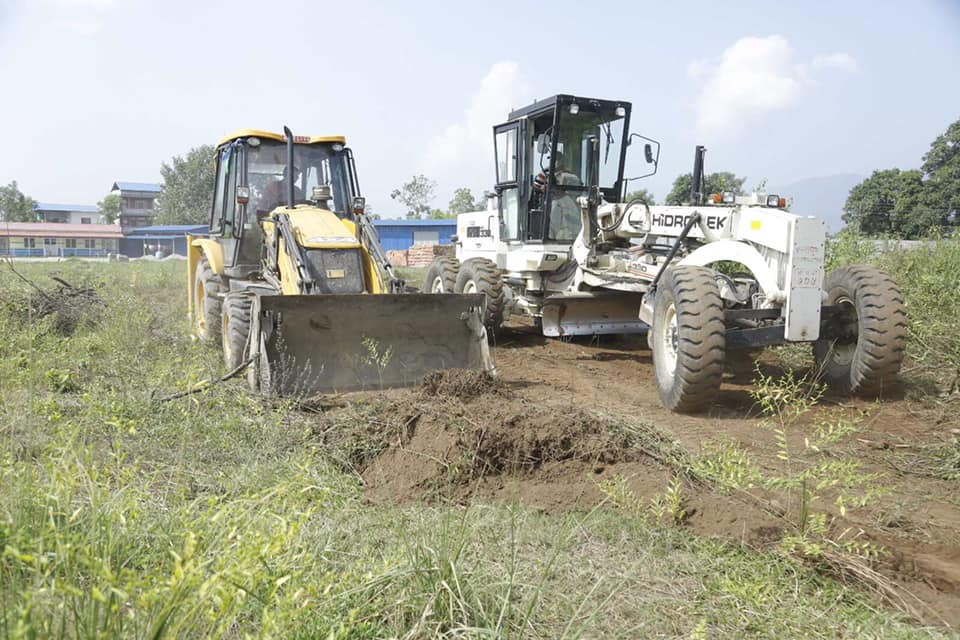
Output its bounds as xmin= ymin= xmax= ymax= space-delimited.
xmin=0 ymin=260 xmax=948 ymax=638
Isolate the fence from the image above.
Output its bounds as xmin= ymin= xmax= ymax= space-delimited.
xmin=1 ymin=247 xmax=112 ymax=258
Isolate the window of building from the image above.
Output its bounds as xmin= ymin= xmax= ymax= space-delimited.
xmin=65 ymin=239 xmax=77 ymax=248
xmin=84 ymin=239 xmax=96 ymax=249
xmin=412 ymin=230 xmax=440 ymax=245
xmin=81 ymin=217 xmax=91 ymax=224
xmin=44 ymin=238 xmax=58 ymax=246
xmin=24 ymin=238 xmax=36 ymax=248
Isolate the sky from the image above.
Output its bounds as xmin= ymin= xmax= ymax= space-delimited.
xmin=1 ymin=0 xmax=959 ymax=218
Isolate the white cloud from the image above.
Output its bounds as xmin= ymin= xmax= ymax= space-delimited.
xmin=812 ymin=52 xmax=860 ymax=73
xmin=423 ymin=61 xmax=530 ymax=173
xmin=689 ymin=35 xmax=858 ymax=138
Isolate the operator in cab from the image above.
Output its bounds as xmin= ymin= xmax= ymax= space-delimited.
xmin=258 ymin=165 xmax=303 ymax=216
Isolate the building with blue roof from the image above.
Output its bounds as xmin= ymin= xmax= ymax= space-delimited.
xmin=34 ymin=202 xmax=104 ymax=224
xmin=372 ymin=218 xmax=457 ymax=251
xmin=122 ymin=224 xmax=209 ymax=257
xmin=110 ymin=180 xmax=162 ymax=232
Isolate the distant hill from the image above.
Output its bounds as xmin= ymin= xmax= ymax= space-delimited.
xmin=768 ymin=173 xmax=862 ymax=234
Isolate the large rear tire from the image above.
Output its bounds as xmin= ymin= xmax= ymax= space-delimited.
xmin=455 ymin=258 xmax=506 ymax=331
xmin=651 ymin=266 xmax=726 ymax=413
xmin=194 ymin=256 xmax=223 ymax=342
xmin=814 ymin=265 xmax=906 ymax=395
xmin=222 ymin=292 xmax=253 ymax=370
xmin=422 ymin=257 xmax=460 ymax=293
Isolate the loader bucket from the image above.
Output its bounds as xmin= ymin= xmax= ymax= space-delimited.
xmin=541 ymin=292 xmax=648 ymax=337
xmin=247 ymin=293 xmax=493 ymax=395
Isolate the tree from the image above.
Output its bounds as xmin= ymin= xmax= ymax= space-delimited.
xmin=156 ymin=145 xmax=216 ymax=225
xmin=390 ymin=175 xmax=436 ymax=220
xmin=665 ymin=172 xmax=745 ymax=205
xmin=623 ymin=188 xmax=656 ymax=205
xmin=0 ymin=181 xmax=37 ymax=222
xmin=921 ymin=118 xmax=960 ymax=217
xmin=448 ymin=187 xmax=482 ymax=215
xmin=428 ymin=208 xmax=454 ymax=219
xmin=97 ymin=193 xmax=121 ymax=225
xmin=842 ymin=168 xmax=930 ymax=237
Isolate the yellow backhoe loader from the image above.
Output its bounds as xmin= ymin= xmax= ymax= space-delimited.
xmin=187 ymin=127 xmax=492 ymax=395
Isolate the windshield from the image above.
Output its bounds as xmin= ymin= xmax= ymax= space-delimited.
xmin=553 ymin=107 xmax=626 ymax=190
xmin=247 ymin=141 xmax=356 ymax=217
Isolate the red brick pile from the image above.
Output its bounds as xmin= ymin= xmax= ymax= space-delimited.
xmin=387 ymin=244 xmax=451 ymax=268
xmin=386 ymin=250 xmax=408 ymax=267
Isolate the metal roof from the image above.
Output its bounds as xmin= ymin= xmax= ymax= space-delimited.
xmin=34 ymin=203 xmax=100 ymax=213
xmin=0 ymin=222 xmax=123 ymax=238
xmin=507 ymin=94 xmax=631 ymax=120
xmin=112 ymin=182 xmax=162 ymax=193
xmin=130 ymin=224 xmax=208 ymax=234
xmin=216 ymin=130 xmax=347 ymax=148
xmin=372 ymin=219 xmax=457 ymax=227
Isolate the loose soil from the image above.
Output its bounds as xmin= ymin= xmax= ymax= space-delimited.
xmin=310 ymin=320 xmax=960 ymax=627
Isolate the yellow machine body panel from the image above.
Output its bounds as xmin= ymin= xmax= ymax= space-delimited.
xmin=259 ymin=206 xmax=386 ymax=295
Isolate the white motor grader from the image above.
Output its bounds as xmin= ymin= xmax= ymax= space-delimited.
xmin=425 ymin=95 xmax=906 ymax=412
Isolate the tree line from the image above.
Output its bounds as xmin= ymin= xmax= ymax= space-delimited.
xmin=3 ymin=117 xmax=956 ymax=236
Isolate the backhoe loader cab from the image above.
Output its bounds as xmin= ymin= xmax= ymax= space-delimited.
xmin=187 ymin=128 xmax=492 ymax=395
xmin=204 ymin=130 xmax=363 ymax=282
xmin=493 ymin=95 xmax=631 ymax=244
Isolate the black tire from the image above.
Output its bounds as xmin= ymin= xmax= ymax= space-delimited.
xmin=455 ymin=258 xmax=506 ymax=330
xmin=221 ymin=292 xmax=253 ymax=370
xmin=194 ymin=255 xmax=223 ymax=342
xmin=422 ymin=257 xmax=460 ymax=293
xmin=651 ymin=266 xmax=726 ymax=413
xmin=814 ymin=265 xmax=906 ymax=395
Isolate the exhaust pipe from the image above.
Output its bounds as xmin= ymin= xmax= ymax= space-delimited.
xmin=690 ymin=145 xmax=706 ymax=205
xmin=283 ymin=125 xmax=295 ymax=209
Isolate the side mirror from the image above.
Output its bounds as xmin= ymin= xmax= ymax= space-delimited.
xmin=644 ymin=143 xmax=654 ymax=164
xmin=536 ymin=133 xmax=549 ymax=154
xmin=352 ymin=196 xmax=366 ymax=216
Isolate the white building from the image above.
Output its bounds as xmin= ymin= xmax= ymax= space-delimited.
xmin=34 ymin=203 xmax=104 ymax=225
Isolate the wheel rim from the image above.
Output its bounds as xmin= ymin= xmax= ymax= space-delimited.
xmin=463 ymin=280 xmax=478 ymax=295
xmin=658 ymin=303 xmax=679 ymax=382
xmin=196 ymin=280 xmax=206 ymax=332
xmin=829 ymin=295 xmax=859 ymax=366
xmin=431 ymin=275 xmax=445 ymax=293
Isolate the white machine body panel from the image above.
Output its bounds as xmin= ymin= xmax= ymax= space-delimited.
xmin=783 ymin=216 xmax=827 ymax=341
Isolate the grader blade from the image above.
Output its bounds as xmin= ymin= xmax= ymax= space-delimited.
xmin=247 ymin=293 xmax=492 ymax=395
xmin=541 ymin=292 xmax=647 ymax=337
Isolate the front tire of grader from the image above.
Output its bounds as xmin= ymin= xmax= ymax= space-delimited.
xmin=422 ymin=257 xmax=460 ymax=293
xmin=651 ymin=266 xmax=726 ymax=413
xmin=814 ymin=265 xmax=906 ymax=396
xmin=455 ymin=258 xmax=506 ymax=331
xmin=221 ymin=292 xmax=253 ymax=370
xmin=194 ymin=255 xmax=223 ymax=342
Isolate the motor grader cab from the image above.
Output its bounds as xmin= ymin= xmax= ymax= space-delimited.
xmin=188 ymin=127 xmax=492 ymax=395
xmin=427 ymin=94 xmax=906 ymax=413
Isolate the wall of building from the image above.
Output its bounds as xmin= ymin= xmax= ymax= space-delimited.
xmin=4 ymin=237 xmax=118 ymax=256
xmin=374 ymin=223 xmax=456 ymax=251
xmin=38 ymin=211 xmax=105 ymax=224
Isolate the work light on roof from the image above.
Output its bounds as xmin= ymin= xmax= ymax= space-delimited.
xmin=615 ymin=106 xmax=626 ymax=117
xmin=766 ymin=194 xmax=780 ymax=207
xmin=569 ymin=103 xmax=580 ymax=115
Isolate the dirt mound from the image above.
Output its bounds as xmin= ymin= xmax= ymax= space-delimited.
xmin=419 ymin=369 xmax=501 ymax=401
